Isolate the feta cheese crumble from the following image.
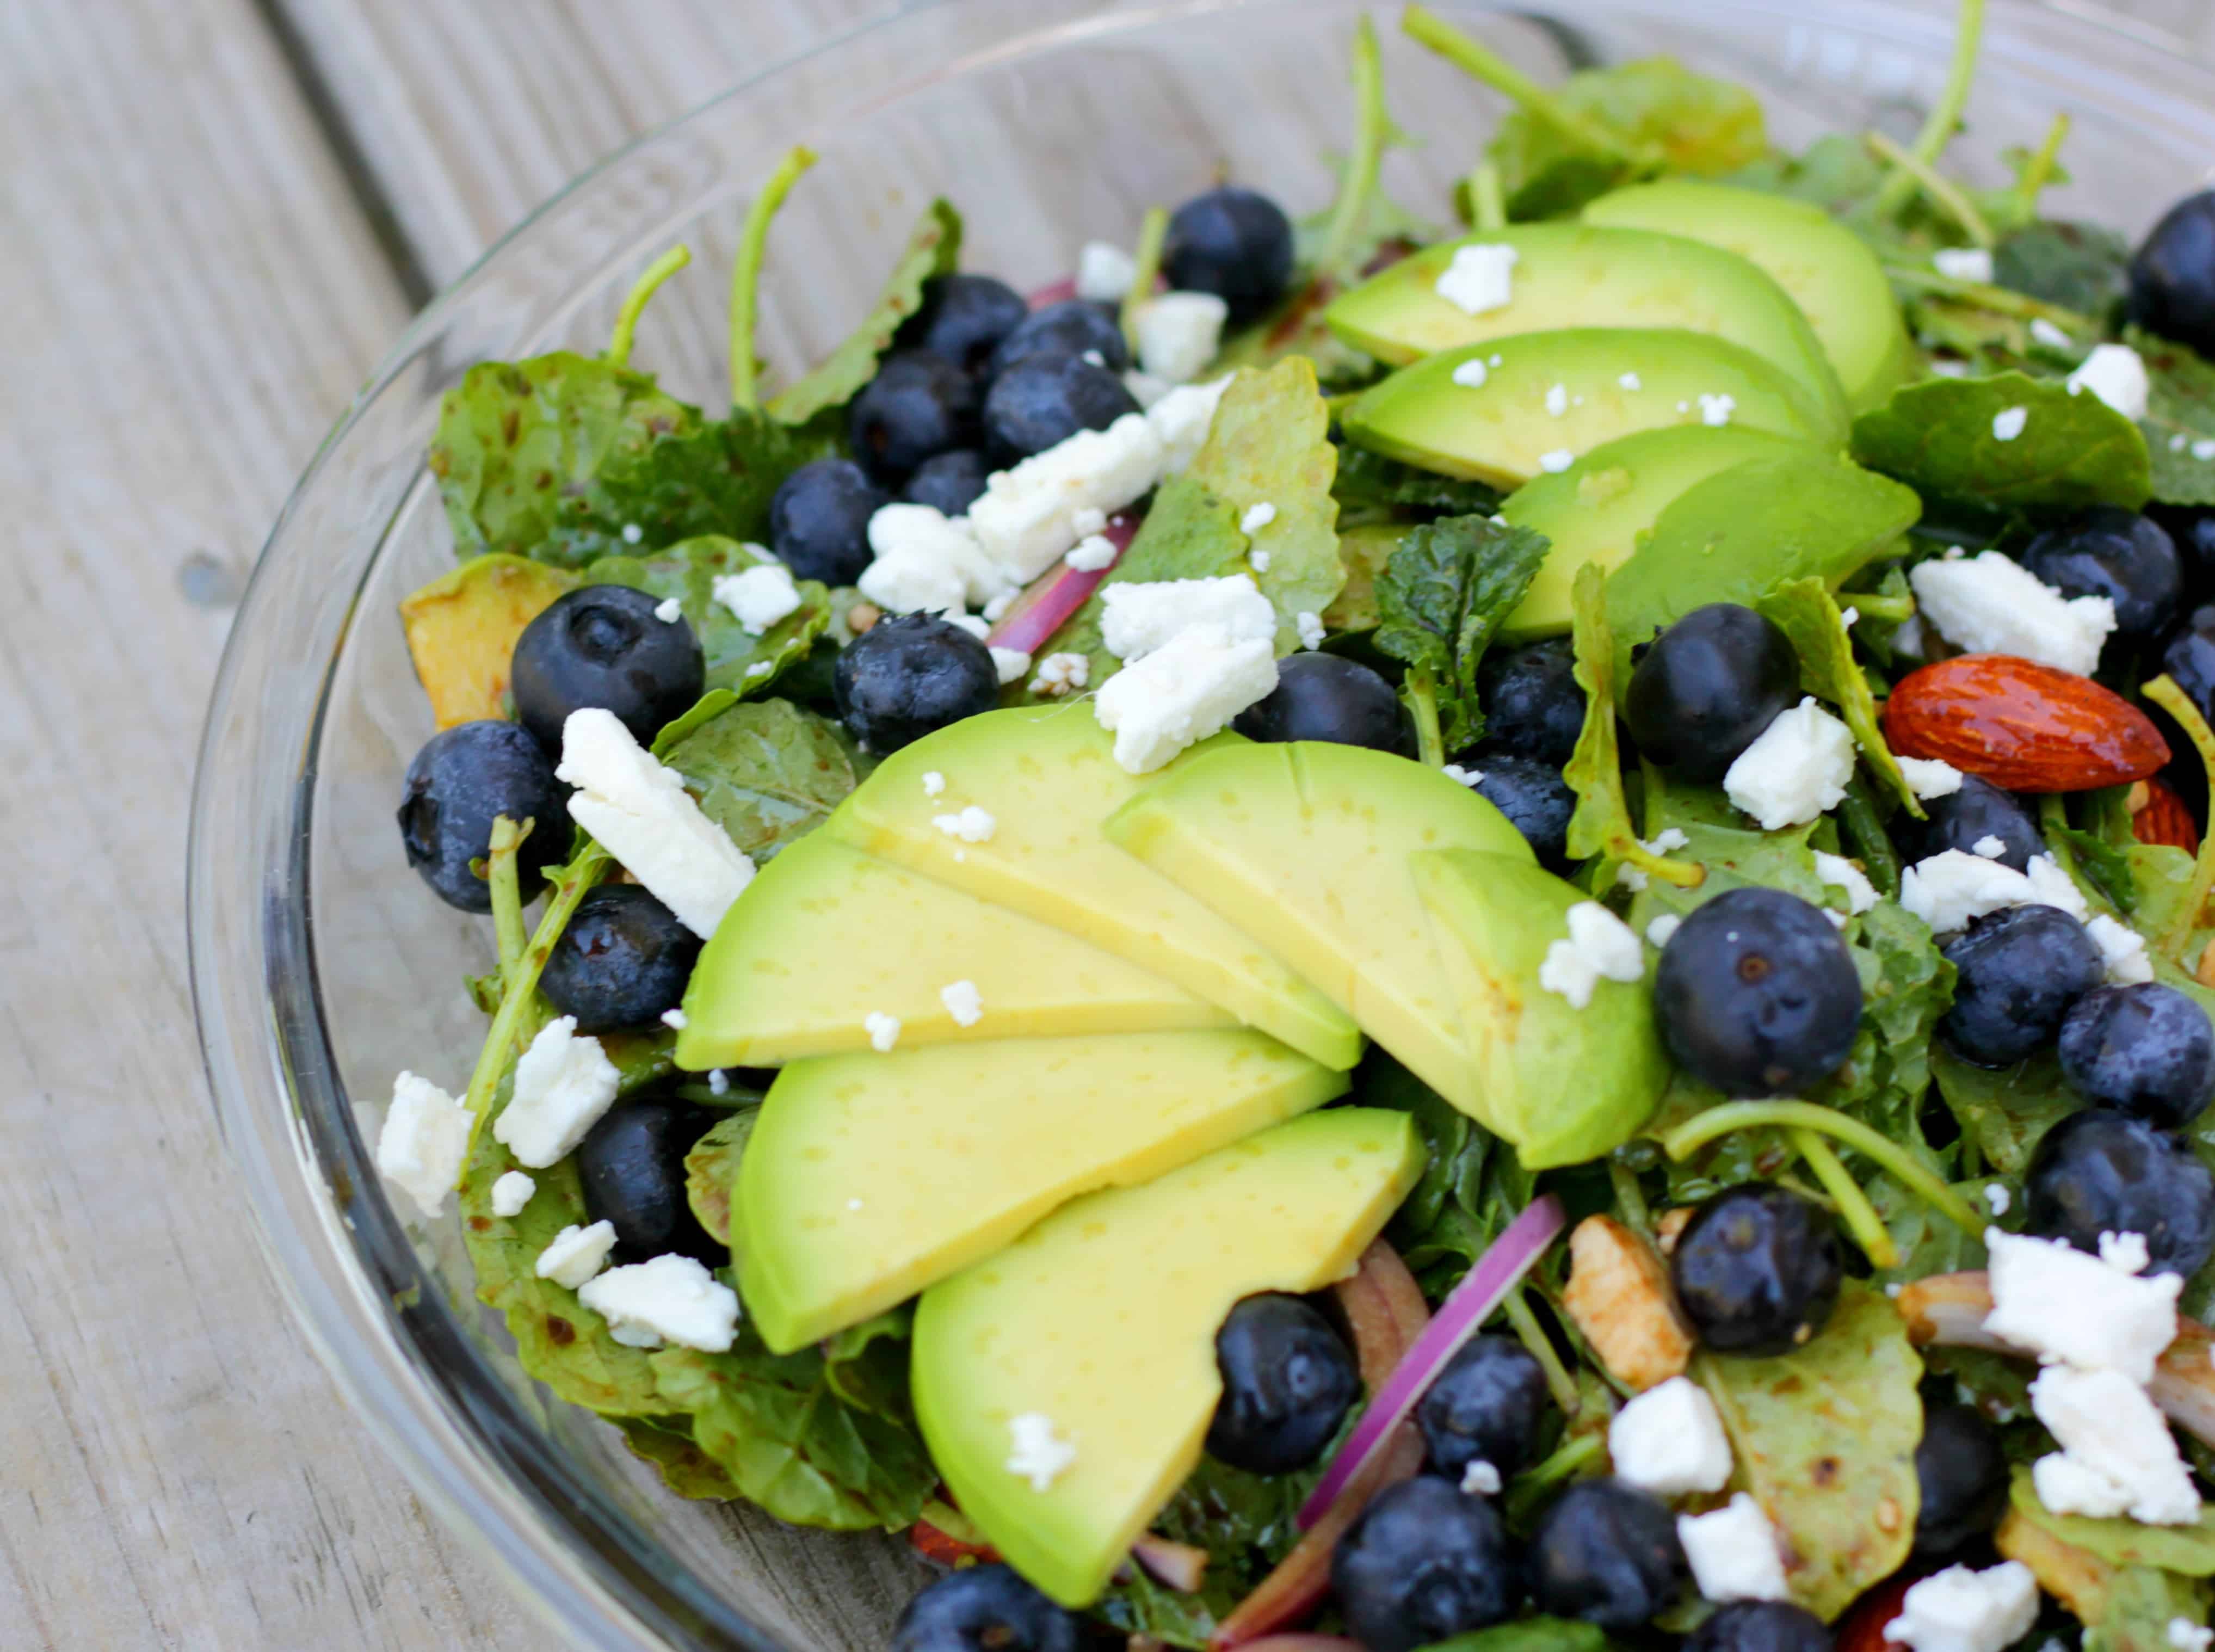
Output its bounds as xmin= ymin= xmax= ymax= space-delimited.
xmin=2030 ymin=318 xmax=2074 ymax=351
xmin=1434 ymin=243 xmax=1519 ymax=315
xmin=1460 ymin=1460 xmax=1502 ymax=1496
xmin=1250 ymin=551 xmax=1271 ymax=572
xmin=2103 ymin=1230 xmax=2153 ymax=1274
xmin=1240 ymin=501 xmax=1277 ymax=534
xmin=1100 ymin=574 xmax=1275 ymax=661
xmin=375 ymin=1071 xmax=472 ymax=1218
xmin=1064 ymin=533 xmax=1119 ymax=572
xmin=535 ymin=1220 xmax=617 ymax=1289
xmin=970 ymin=414 xmax=1168 ymax=583
xmin=620 ymin=522 xmax=644 ymax=545
xmin=1699 ymin=392 xmax=1737 ymax=427
xmin=1934 ymin=247 xmax=1996 ymax=285
xmin=1908 ymin=551 xmax=2115 ymax=676
xmin=1148 ymin=374 xmax=1235 ymax=476
xmin=1971 ymin=835 xmax=2007 ymax=859
xmin=2169 ymin=1620 xmax=2214 ymax=1652
xmin=1679 ymin=1494 xmax=1790 ymax=1604
xmin=921 ymin=770 xmax=946 ymax=798
xmin=1539 ymin=901 xmax=1645 ymax=1009
xmin=1093 ymin=624 xmax=1278 ymax=774
xmin=712 ymin=561 xmax=803 ymax=634
xmin=1007 ymin=1413 xmax=1078 ymax=1491
xmin=2031 ymin=1365 xmax=2201 ymax=1524
xmin=2069 ymin=343 xmax=2151 ymax=421
xmin=1076 ymin=239 xmax=1137 ymax=303
xmin=1608 ymin=1375 xmax=1732 ymax=1497
xmin=1030 ymin=652 xmax=1090 ymax=696
xmin=1991 ymin=405 xmax=2029 ymax=442
xmin=1538 ymin=449 xmax=1576 ymax=474
xmin=1619 ymin=371 xmax=1643 ymax=390
xmin=1122 ymin=369 xmax=1174 ymax=410
xmin=653 ymin=596 xmax=684 ymax=624
xmin=1883 ymin=1562 xmax=2039 ymax=1652
xmin=493 ymin=1015 xmax=622 ymax=1168
xmin=1899 ymin=756 xmax=1965 ymax=799
xmin=1295 ymin=611 xmax=1326 ymax=650
xmin=661 ymin=1007 xmax=687 ymax=1030
xmin=861 ymin=503 xmax=1008 ymax=615
xmin=1647 ymin=914 xmax=1682 ymax=949
xmin=931 ymin=805 xmax=997 ymax=843
xmin=2088 ymin=913 xmax=2156 ymax=984
xmin=1723 ymin=699 xmax=1856 ymax=830
xmin=991 ymin=646 xmax=1033 ymax=687
xmin=1441 ymin=763 xmax=1483 ymax=787
xmin=1451 ymin=359 xmax=1489 ymax=388
xmin=940 ymin=979 xmax=984 ymax=1027
xmin=1134 ymin=291 xmax=1229 ymax=384
xmin=1898 ymin=850 xmax=2087 ymax=935
xmin=864 ymin=1012 xmax=902 ymax=1053
xmin=1814 ymin=852 xmax=1879 ymax=915
xmin=490 ymin=1170 xmax=536 ymax=1218
xmin=1984 ymin=1183 xmax=2010 ymax=1216
xmin=1983 ymin=1226 xmax=2180 ymax=1381
xmin=1545 ymin=382 xmax=1569 ymax=418
xmin=577 ymin=1254 xmax=742 ymax=1352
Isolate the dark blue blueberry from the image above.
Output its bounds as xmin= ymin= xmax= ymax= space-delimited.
xmin=890 ymin=1565 xmax=1081 ymax=1652
xmin=1331 ymin=1477 xmax=1521 ymax=1652
xmin=1466 ymin=753 xmax=1575 ymax=866
xmin=2152 ymin=506 xmax=2215 ymax=591
xmin=1653 ymin=889 xmax=1862 ymax=1097
xmin=1686 ymin=1601 xmax=1833 ymax=1652
xmin=1624 ymin=604 xmax=1800 ymax=782
xmin=832 ymin=612 xmax=1000 ymax=754
xmin=1477 ymin=637 xmax=1586 ymax=767
xmin=2058 ymin=982 xmax=2215 ymax=1127
xmin=847 ymin=350 xmax=981 ymax=483
xmin=1206 ymin=1294 xmax=1359 ymax=1475
xmin=1163 ymin=186 xmax=1297 ymax=327
xmin=510 ymin=584 xmax=705 ymax=753
xmin=2026 ymin=1108 xmax=2215 ymax=1277
xmin=2162 ymin=604 xmax=2215 ymax=725
xmin=539 ymin=885 xmax=700 ymax=1033
xmin=1673 ymin=1185 xmax=1844 ymax=1357
xmin=396 ymin=720 xmax=569 ymax=912
xmin=1415 ymin=1334 xmax=1548 ymax=1483
xmin=2020 ymin=509 xmax=2183 ymax=648
xmin=1233 ymin=654 xmax=1408 ymax=753
xmin=1939 ymin=904 xmax=2105 ymax=1068
xmin=768 ymin=458 xmax=887 ymax=586
xmin=1893 ymin=773 xmax=2046 ymax=873
xmin=1912 ymin=1403 xmax=2008 ymax=1558
xmin=576 ymin=1099 xmax=722 ymax=1266
xmin=896 ymin=273 xmax=1029 ymax=378
xmin=988 ymin=299 xmax=1130 ymax=378
xmin=902 ymin=449 xmax=991 ymax=519
xmin=2128 ymin=190 xmax=2215 ymax=359
xmin=1527 ymin=1479 xmax=1684 ymax=1630
xmin=980 ymin=354 xmax=1139 ymax=467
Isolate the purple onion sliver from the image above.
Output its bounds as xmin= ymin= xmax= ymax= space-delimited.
xmin=986 ymin=515 xmax=1139 ymax=656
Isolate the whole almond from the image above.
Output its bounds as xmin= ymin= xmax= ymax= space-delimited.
xmin=1881 ymin=654 xmax=2170 ymax=792
xmin=2134 ymin=775 xmax=2201 ymax=856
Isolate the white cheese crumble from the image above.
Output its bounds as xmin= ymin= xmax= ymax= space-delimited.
xmin=1723 ymin=699 xmax=1856 ymax=830
xmin=1898 ymin=849 xmax=2088 ymax=935
xmin=991 ymin=646 xmax=1034 ymax=687
xmin=1813 ymin=852 xmax=1879 ymax=915
xmin=1071 ymin=507 xmax=1108 ymax=538
xmin=1101 ymin=574 xmax=1276 ymax=661
xmin=1545 ymin=383 xmax=1569 ymax=418
xmin=1934 ymin=247 xmax=1996 ymax=285
xmin=1122 ymin=368 xmax=1175 ymax=410
xmin=1620 ymin=371 xmax=1643 ymax=391
xmin=940 ymin=979 xmax=984 ymax=1027
xmin=864 ymin=1012 xmax=902 ymax=1053
xmin=2030 ymin=1365 xmax=2202 ymax=1524
xmin=1250 ymin=551 xmax=1271 ymax=572
xmin=1897 ymin=757 xmax=1966 ymax=801
xmin=945 ymin=613 xmax=992 ymax=641
xmin=1908 ymin=550 xmax=2115 ymax=676
xmin=1539 ymin=901 xmax=1645 ymax=1009
xmin=1991 ymin=406 xmax=2029 ymax=442
xmin=1148 ymin=374 xmax=1235 ymax=476
xmin=375 ymin=1071 xmax=472 ymax=1218
xmin=1972 ymin=835 xmax=2007 ymax=859
xmin=1093 ymin=624 xmax=1279 ymax=774
xmin=577 ymin=1254 xmax=742 ymax=1352
xmin=2088 ymin=913 xmax=2157 ymax=984
xmin=1030 ymin=652 xmax=1090 ymax=696
xmin=1883 ymin=1562 xmax=2039 ymax=1652
xmin=1647 ymin=914 xmax=1682 ymax=949
xmin=2197 ymin=439 xmax=2215 ymax=463
xmin=557 ymin=708 xmax=754 ymax=939
xmin=661 ymin=1007 xmax=688 ymax=1030
xmin=1441 ymin=763 xmax=1484 ymax=787
xmin=1134 ymin=291 xmax=1229 ymax=385
xmin=1984 ymin=1183 xmax=2010 ymax=1216
xmin=712 ymin=562 xmax=802 ymax=634
xmin=931 ymin=805 xmax=997 ymax=843
xmin=1842 ymin=606 xmax=1861 ymax=627
xmin=1538 ymin=449 xmax=1576 ymax=474
xmin=490 ymin=1170 xmax=537 ymax=1218
xmin=860 ymin=503 xmax=1009 ymax=615
xmin=1006 ymin=1413 xmax=1078 ymax=1490
xmin=2169 ymin=1620 xmax=2214 ymax=1652
xmin=1434 ymin=243 xmax=1520 ymax=315
xmin=2103 ymin=1230 xmax=2153 ymax=1274
xmin=1460 ymin=1460 xmax=1502 ymax=1496
xmin=707 ymin=1069 xmax=730 ymax=1096
xmin=1608 ymin=1376 xmax=1732 ymax=1497
xmin=1452 ymin=359 xmax=1489 ymax=388
xmin=620 ymin=522 xmax=644 ymax=545
xmin=2069 ymin=343 xmax=2152 ymax=421
xmin=1064 ymin=533 xmax=1119 ymax=572
xmin=1076 ymin=240 xmax=1137 ymax=303
xmin=2031 ymin=318 xmax=2074 ymax=352
xmin=1699 ymin=392 xmax=1737 ymax=428
xmin=1241 ymin=501 xmax=1277 ymax=535
xmin=1983 ymin=1226 xmax=2180 ymax=1381
xmin=921 ymin=770 xmax=946 ymax=798
xmin=653 ymin=596 xmax=684 ymax=624
xmin=1679 ymin=1493 xmax=1790 ymax=1604
xmin=1296 ymin=612 xmax=1326 ymax=651
xmin=493 ymin=1015 xmax=622 ymax=1168
xmin=535 ymin=1220 xmax=617 ymax=1289
xmin=970 ymin=413 xmax=1168 ymax=583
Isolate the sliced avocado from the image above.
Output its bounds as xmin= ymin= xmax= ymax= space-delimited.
xmin=1341 ymin=328 xmax=1834 ymax=491
xmin=1324 ymin=224 xmax=1848 ymax=432
xmin=1584 ymin=180 xmax=1915 ymax=414
xmin=399 ymin=554 xmax=579 ymax=728
xmin=1412 ymin=850 xmax=1670 ymax=1167
xmin=1498 ymin=424 xmax=1804 ymax=640
xmin=675 ymin=831 xmax=1233 ymax=1067
xmin=828 ymin=707 xmax=1363 ymax=1071
xmin=738 ymin=1028 xmax=1345 ymax=1352
xmin=912 ymin=1108 xmax=1422 ymax=1606
xmin=1604 ymin=447 xmax=1921 ymax=689
xmin=1103 ymin=742 xmax=1530 ymax=1114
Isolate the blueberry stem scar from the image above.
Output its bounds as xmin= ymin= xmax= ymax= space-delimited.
xmin=1871 ymin=0 xmax=1986 ymax=221
xmin=729 ymin=146 xmax=818 ymax=411
xmin=1661 ymin=1100 xmax=1984 ymax=1238
xmin=2143 ymin=673 xmax=2215 ymax=957
xmin=607 ymin=244 xmax=692 ymax=371
xmin=1788 ymin=1127 xmax=1901 ymax=1269
xmin=1400 ymin=4 xmax=1646 ymax=166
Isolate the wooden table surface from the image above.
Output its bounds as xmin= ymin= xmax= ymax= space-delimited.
xmin=6 ymin=1 xmax=2215 ymax=1648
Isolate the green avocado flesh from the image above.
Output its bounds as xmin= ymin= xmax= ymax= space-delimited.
xmin=1497 ymin=424 xmax=1805 ymax=639
xmin=1103 ymin=741 xmax=1531 ymax=1115
xmin=675 ymin=830 xmax=1230 ymax=1068
xmin=1324 ymin=223 xmax=1848 ymax=431
xmin=828 ymin=707 xmax=1363 ymax=1071
xmin=1342 ymin=327 xmax=1835 ymax=491
xmin=1605 ymin=448 xmax=1923 ymax=690
xmin=1412 ymin=850 xmax=1671 ymax=1167
xmin=911 ymin=1108 xmax=1422 ymax=1607
xmin=736 ymin=1028 xmax=1346 ymax=1352
xmin=1584 ymin=179 xmax=1916 ymax=414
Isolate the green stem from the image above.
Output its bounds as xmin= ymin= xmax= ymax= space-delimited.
xmin=1316 ymin=17 xmax=1389 ymax=278
xmin=1608 ymin=1159 xmax=1651 ymax=1236
xmin=1880 ymin=262 xmax=2092 ymax=330
xmin=1662 ymin=1101 xmax=1985 ymax=1238
xmin=1866 ymin=130 xmax=1994 ymax=248
xmin=1872 ymin=0 xmax=1988 ymax=219
xmin=2142 ymin=674 xmax=2215 ymax=957
xmin=607 ymin=244 xmax=692 ymax=369
xmin=488 ymin=817 xmax=532 ymax=974
xmin=1850 ymin=593 xmax=1916 ymax=624
xmin=1838 ymin=779 xmax=1902 ymax=897
xmin=1467 ymin=161 xmax=1507 ymax=232
xmin=2012 ymin=112 xmax=2071 ymax=223
xmin=1503 ymin=1287 xmax=1582 ymax=1415
xmin=1503 ymin=1431 xmax=1605 ymax=1526
xmin=1408 ymin=671 xmax=1446 ymax=768
xmin=1789 ymin=1129 xmax=1902 ymax=1268
xmin=729 ymin=146 xmax=817 ymax=411
xmin=1121 ymin=206 xmax=1170 ymax=356
xmin=1402 ymin=3 xmax=1646 ymax=165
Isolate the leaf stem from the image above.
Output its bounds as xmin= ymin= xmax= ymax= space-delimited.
xmin=729 ymin=146 xmax=817 ymax=411
xmin=1467 ymin=161 xmax=1507 ymax=232
xmin=1503 ymin=1286 xmax=1582 ymax=1414
xmin=1872 ymin=0 xmax=1987 ymax=219
xmin=1503 ymin=1429 xmax=1605 ymax=1526
xmin=2012 ymin=112 xmax=2071 ymax=224
xmin=488 ymin=817 xmax=532 ymax=974
xmin=1401 ymin=4 xmax=1645 ymax=164
xmin=1317 ymin=17 xmax=1389 ymax=279
xmin=1880 ymin=262 xmax=2091 ymax=329
xmin=1121 ymin=206 xmax=1170 ymax=356
xmin=1608 ymin=1158 xmax=1651 ymax=1236
xmin=2142 ymin=674 xmax=2215 ymax=957
xmin=1865 ymin=131 xmax=1994 ymax=249
xmin=607 ymin=244 xmax=692 ymax=369
xmin=1407 ymin=671 xmax=1447 ymax=768
xmin=1789 ymin=1129 xmax=1902 ymax=1268
xmin=1662 ymin=1100 xmax=1984 ymax=1238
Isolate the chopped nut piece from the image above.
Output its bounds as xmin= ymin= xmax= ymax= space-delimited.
xmin=1561 ymin=1215 xmax=1695 ymax=1391
xmin=847 ymin=602 xmax=881 ymax=634
xmin=1655 ymin=1207 xmax=1693 ymax=1255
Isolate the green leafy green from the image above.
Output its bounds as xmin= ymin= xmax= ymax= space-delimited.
xmin=1423 ymin=1622 xmax=1612 ymax=1652
xmin=2009 ymin=1468 xmax=2215 ymax=1575
xmin=1323 ymin=522 xmax=1403 ymax=634
xmin=1489 ymin=58 xmax=1766 ymax=201
xmin=1931 ymin=1049 xmax=2077 ymax=1177
xmin=1564 ymin=564 xmax=1701 ymax=887
xmin=1372 ymin=515 xmax=1550 ymax=753
xmin=586 ymin=535 xmax=830 ymax=696
xmin=1364 ymin=1052 xmax=1500 ymax=1295
xmin=1755 ymin=577 xmax=1920 ymax=816
xmin=657 ymin=698 xmax=862 ymax=861
xmin=2053 ymin=824 xmax=2140 ymax=915
xmin=683 ymin=1109 xmax=754 ymax=1250
xmin=2086 ymin=1565 xmax=2213 ymax=1652
xmin=2126 ymin=326 xmax=2215 ymax=508
xmin=1729 ymin=134 xmax=1887 ymax=217
xmin=766 ymin=200 xmax=960 ymax=425
xmin=1850 ymin=371 xmax=2153 ymax=517
xmin=1331 ymin=445 xmax=1502 ymax=520
xmin=820 ymin=1308 xmax=916 ymax=1422
xmin=615 ymin=1417 xmax=742 ymax=1500
xmin=1994 ymin=221 xmax=2130 ymax=316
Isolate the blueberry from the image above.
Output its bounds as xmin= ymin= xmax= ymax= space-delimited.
xmin=1331 ymin=1477 xmax=1521 ymax=1652
xmin=848 ymin=350 xmax=982 ymax=483
xmin=1232 ymin=655 xmax=1408 ymax=751
xmin=1624 ymin=605 xmax=1800 ymax=782
xmin=2128 ymin=190 xmax=2215 ymax=359
xmin=1527 ymin=1479 xmax=1684 ymax=1629
xmin=1686 ymin=1601 xmax=1833 ymax=1652
xmin=1912 ymin=1403 xmax=2008 ymax=1558
xmin=902 ymin=449 xmax=991 ymax=519
xmin=1465 ymin=753 xmax=1576 ymax=866
xmin=768 ymin=458 xmax=888 ymax=585
xmin=833 ymin=612 xmax=1000 ymax=753
xmin=2058 ymin=983 xmax=2215 ymax=1127
xmin=539 ymin=885 xmax=700 ymax=1033
xmin=575 ymin=1099 xmax=723 ymax=1266
xmin=1163 ymin=187 xmax=1296 ymax=327
xmin=2162 ymin=605 xmax=2215 ymax=725
xmin=1477 ymin=638 xmax=1586 ymax=767
xmin=396 ymin=720 xmax=569 ymax=911
xmin=988 ymin=299 xmax=1130 ymax=378
xmin=1206 ymin=1294 xmax=1360 ymax=1474
xmin=980 ymin=354 xmax=1139 ymax=467
xmin=510 ymin=584 xmax=705 ymax=754
xmin=2152 ymin=506 xmax=2215 ymax=591
xmin=1653 ymin=889 xmax=1862 ymax=1097
xmin=2025 ymin=1108 xmax=2215 ymax=1277
xmin=890 ymin=1564 xmax=1081 ymax=1652
xmin=1892 ymin=773 xmax=2047 ymax=873
xmin=1939 ymin=904 xmax=2105 ymax=1068
xmin=896 ymin=273 xmax=1029 ymax=378
xmin=1673 ymin=1185 xmax=1844 ymax=1357
xmin=2019 ymin=509 xmax=2183 ymax=647
xmin=1415 ymin=1334 xmax=1549 ymax=1483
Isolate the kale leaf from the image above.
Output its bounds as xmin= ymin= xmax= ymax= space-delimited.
xmin=1755 ymin=577 xmax=1921 ymax=816
xmin=587 ymin=535 xmax=830 ymax=697
xmin=657 ymin=697 xmax=863 ymax=862
xmin=1994 ymin=221 xmax=2130 ymax=317
xmin=615 ymin=1417 xmax=743 ymax=1500
xmin=1372 ymin=514 xmax=1550 ymax=753
xmin=1850 ymin=371 xmax=2153 ymax=518
xmin=767 ymin=199 xmax=961 ymax=425
xmin=2126 ymin=325 xmax=2215 ymax=507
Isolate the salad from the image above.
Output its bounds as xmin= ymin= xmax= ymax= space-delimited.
xmin=377 ymin=4 xmax=2215 ymax=1649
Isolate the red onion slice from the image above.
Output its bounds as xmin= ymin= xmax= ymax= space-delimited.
xmin=985 ymin=511 xmax=1139 ymax=657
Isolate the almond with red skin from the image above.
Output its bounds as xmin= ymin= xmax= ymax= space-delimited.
xmin=1833 ymin=1568 xmax=1929 ymax=1652
xmin=1881 ymin=655 xmax=2170 ymax=792
xmin=2134 ymin=776 xmax=2201 ymax=855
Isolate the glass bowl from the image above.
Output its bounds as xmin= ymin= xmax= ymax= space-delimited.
xmin=189 ymin=1 xmax=2215 ymax=1645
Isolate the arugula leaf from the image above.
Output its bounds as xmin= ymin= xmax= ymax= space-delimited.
xmin=766 ymin=200 xmax=960 ymax=425
xmin=657 ymin=698 xmax=862 ymax=861
xmin=587 ymin=535 xmax=830 ymax=697
xmin=1362 ymin=1052 xmax=1498 ymax=1296
xmin=1372 ymin=515 xmax=1550 ymax=753
xmin=2125 ymin=326 xmax=2215 ymax=507
xmin=429 ymin=353 xmax=695 ymax=563
xmin=615 ymin=1417 xmax=742 ymax=1500
xmin=1331 ymin=445 xmax=1502 ymax=520
xmin=1994 ymin=221 xmax=2130 ymax=316
xmin=1729 ymin=134 xmax=1887 ymax=217
xmin=2008 ymin=1468 xmax=2215 ymax=1575
xmin=2053 ymin=824 xmax=2140 ymax=914
xmin=1696 ymin=1283 xmax=1923 ymax=1620
xmin=2086 ymin=1565 xmax=2213 ymax=1652
xmin=683 ymin=1109 xmax=754 ymax=1249
xmin=1422 ymin=1622 xmax=1611 ymax=1652
xmin=1489 ymin=58 xmax=1765 ymax=201
xmin=1564 ymin=564 xmax=1702 ymax=887
xmin=1322 ymin=522 xmax=1403 ymax=636
xmin=1755 ymin=577 xmax=1921 ymax=817
xmin=1850 ymin=371 xmax=2153 ymax=517
xmin=1501 ymin=154 xmax=1632 ymax=224
xmin=1931 ymin=1048 xmax=2077 ymax=1177
xmin=820 ymin=1308 xmax=916 ymax=1422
